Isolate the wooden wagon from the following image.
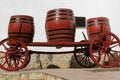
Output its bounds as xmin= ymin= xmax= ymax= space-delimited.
xmin=0 ymin=8 xmax=120 ymax=71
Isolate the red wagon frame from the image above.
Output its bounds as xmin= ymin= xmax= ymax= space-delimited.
xmin=0 ymin=32 xmax=120 ymax=71
xmin=0 ymin=8 xmax=120 ymax=71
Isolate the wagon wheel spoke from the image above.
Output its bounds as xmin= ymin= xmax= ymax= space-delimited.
xmin=1 ymin=55 xmax=10 ymax=66
xmin=78 ymin=55 xmax=86 ymax=63
xmin=102 ymin=52 xmax=107 ymax=65
xmin=85 ymin=57 xmax=91 ymax=66
xmin=11 ymin=59 xmax=18 ymax=67
xmin=92 ymin=52 xmax=101 ymax=61
xmin=13 ymin=42 xmax=19 ymax=51
xmin=5 ymin=55 xmax=18 ymax=70
xmin=7 ymin=57 xmax=12 ymax=70
xmin=84 ymin=57 xmax=87 ymax=66
xmin=0 ymin=56 xmax=7 ymax=69
xmin=0 ymin=55 xmax=5 ymax=60
xmin=109 ymin=37 xmax=115 ymax=45
xmin=15 ymin=53 xmax=25 ymax=57
xmin=15 ymin=57 xmax=24 ymax=64
xmin=87 ymin=57 xmax=92 ymax=66
xmin=2 ymin=43 xmax=8 ymax=50
xmin=74 ymin=45 xmax=98 ymax=68
xmin=107 ymin=53 xmax=113 ymax=65
xmin=2 ymin=56 xmax=10 ymax=70
xmin=0 ymin=38 xmax=29 ymax=71
xmin=98 ymin=34 xmax=105 ymax=44
xmin=110 ymin=43 xmax=119 ymax=48
xmin=16 ymin=57 xmax=24 ymax=66
xmin=93 ymin=42 xmax=103 ymax=49
xmin=2 ymin=60 xmax=7 ymax=66
xmin=110 ymin=50 xmax=120 ymax=54
xmin=109 ymin=51 xmax=118 ymax=62
xmin=90 ymin=32 xmax=120 ymax=68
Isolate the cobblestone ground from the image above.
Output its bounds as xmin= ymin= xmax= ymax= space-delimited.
xmin=0 ymin=69 xmax=68 ymax=80
xmin=0 ymin=52 xmax=120 ymax=80
xmin=0 ymin=67 xmax=120 ymax=80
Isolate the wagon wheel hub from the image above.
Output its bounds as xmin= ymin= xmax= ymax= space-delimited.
xmin=7 ymin=47 xmax=15 ymax=55
xmin=104 ymin=47 xmax=111 ymax=54
xmin=6 ymin=51 xmax=15 ymax=59
xmin=84 ymin=51 xmax=90 ymax=57
xmin=107 ymin=48 xmax=111 ymax=53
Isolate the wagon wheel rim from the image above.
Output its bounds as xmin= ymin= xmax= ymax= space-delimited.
xmin=74 ymin=42 xmax=100 ymax=68
xmin=90 ymin=32 xmax=120 ymax=68
xmin=0 ymin=38 xmax=29 ymax=71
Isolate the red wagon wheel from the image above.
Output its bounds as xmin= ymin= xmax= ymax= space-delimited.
xmin=90 ymin=32 xmax=120 ymax=68
xmin=0 ymin=38 xmax=29 ymax=71
xmin=74 ymin=40 xmax=100 ymax=68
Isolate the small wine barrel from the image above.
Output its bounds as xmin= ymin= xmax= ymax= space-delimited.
xmin=8 ymin=15 xmax=34 ymax=43
xmin=45 ymin=8 xmax=75 ymax=42
xmin=87 ymin=17 xmax=111 ymax=41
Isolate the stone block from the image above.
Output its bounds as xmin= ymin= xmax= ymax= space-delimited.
xmin=29 ymin=72 xmax=44 ymax=80
xmin=0 ymin=74 xmax=6 ymax=80
xmin=7 ymin=74 xmax=20 ymax=80
xmin=40 ymin=54 xmax=72 ymax=69
xmin=24 ymin=54 xmax=41 ymax=70
xmin=20 ymin=73 xmax=29 ymax=80
xmin=46 ymin=75 xmax=56 ymax=80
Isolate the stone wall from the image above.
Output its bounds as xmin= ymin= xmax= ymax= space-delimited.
xmin=24 ymin=53 xmax=80 ymax=70
xmin=23 ymin=52 xmax=120 ymax=70
xmin=0 ymin=52 xmax=80 ymax=80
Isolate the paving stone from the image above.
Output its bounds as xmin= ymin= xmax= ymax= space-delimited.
xmin=24 ymin=54 xmax=41 ymax=70
xmin=46 ymin=75 xmax=56 ymax=80
xmin=56 ymin=77 xmax=68 ymax=80
xmin=0 ymin=74 xmax=6 ymax=80
xmin=7 ymin=74 xmax=20 ymax=80
xmin=29 ymin=72 xmax=44 ymax=80
xmin=20 ymin=73 xmax=29 ymax=80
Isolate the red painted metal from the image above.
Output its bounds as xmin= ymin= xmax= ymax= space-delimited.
xmin=90 ymin=32 xmax=120 ymax=68
xmin=0 ymin=38 xmax=29 ymax=71
xmin=8 ymin=15 xmax=34 ymax=43
xmin=87 ymin=17 xmax=111 ymax=41
xmin=45 ymin=8 xmax=75 ymax=42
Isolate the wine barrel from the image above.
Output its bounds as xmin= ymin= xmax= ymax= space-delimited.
xmin=8 ymin=15 xmax=34 ymax=43
xmin=87 ymin=17 xmax=111 ymax=41
xmin=45 ymin=8 xmax=75 ymax=42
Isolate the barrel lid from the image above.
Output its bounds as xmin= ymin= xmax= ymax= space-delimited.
xmin=10 ymin=15 xmax=34 ymax=21
xmin=47 ymin=8 xmax=73 ymax=14
xmin=87 ymin=17 xmax=109 ymax=23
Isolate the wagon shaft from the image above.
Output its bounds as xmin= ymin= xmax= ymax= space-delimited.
xmin=27 ymin=41 xmax=90 ymax=47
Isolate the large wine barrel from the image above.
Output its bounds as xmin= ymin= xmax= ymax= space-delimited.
xmin=45 ymin=8 xmax=76 ymax=42
xmin=87 ymin=17 xmax=111 ymax=41
xmin=8 ymin=15 xmax=34 ymax=43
